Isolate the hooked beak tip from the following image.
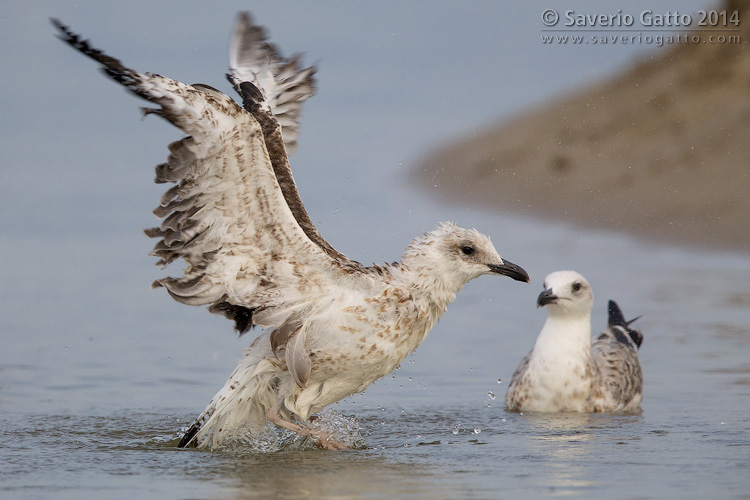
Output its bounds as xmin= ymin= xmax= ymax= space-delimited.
xmin=537 ymin=288 xmax=557 ymax=307
xmin=488 ymin=259 xmax=530 ymax=283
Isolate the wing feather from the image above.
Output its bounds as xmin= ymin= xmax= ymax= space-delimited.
xmin=286 ymin=327 xmax=312 ymax=388
xmin=235 ymin=80 xmax=357 ymax=266
xmin=592 ymin=301 xmax=644 ymax=411
xmin=504 ymin=350 xmax=532 ymax=410
xmin=228 ymin=12 xmax=316 ymax=155
xmin=52 ymin=19 xmax=370 ymax=337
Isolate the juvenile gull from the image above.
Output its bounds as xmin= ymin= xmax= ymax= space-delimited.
xmin=505 ymin=271 xmax=643 ymax=413
xmin=52 ymin=14 xmax=530 ymax=449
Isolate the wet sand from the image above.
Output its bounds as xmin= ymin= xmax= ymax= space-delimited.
xmin=412 ymin=0 xmax=750 ymax=254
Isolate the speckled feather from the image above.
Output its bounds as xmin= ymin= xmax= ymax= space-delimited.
xmin=53 ymin=14 xmax=530 ymax=449
xmin=227 ymin=12 xmax=316 ymax=156
xmin=505 ymin=271 xmax=643 ymax=413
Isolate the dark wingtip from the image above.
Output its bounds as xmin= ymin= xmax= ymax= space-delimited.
xmin=177 ymin=424 xmax=200 ymax=448
xmin=607 ymin=300 xmax=628 ymax=327
xmin=608 ymin=300 xmax=642 ymax=327
xmin=608 ymin=300 xmax=644 ymax=349
xmin=50 ymin=17 xmax=70 ymax=36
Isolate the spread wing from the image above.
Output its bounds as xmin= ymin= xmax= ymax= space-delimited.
xmin=592 ymin=300 xmax=644 ymax=410
xmin=53 ymin=19 xmax=369 ymax=336
xmin=228 ymin=12 xmax=316 ymax=156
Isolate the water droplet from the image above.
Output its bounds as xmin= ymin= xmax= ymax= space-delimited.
xmin=473 ymin=427 xmax=481 ymax=434
xmin=488 ymin=391 xmax=496 ymax=400
xmin=496 ymin=378 xmax=503 ymax=384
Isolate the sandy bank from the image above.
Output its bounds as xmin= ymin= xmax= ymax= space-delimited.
xmin=412 ymin=0 xmax=749 ymax=254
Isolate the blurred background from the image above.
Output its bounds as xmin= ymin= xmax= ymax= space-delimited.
xmin=1 ymin=2 xmax=748 ymax=498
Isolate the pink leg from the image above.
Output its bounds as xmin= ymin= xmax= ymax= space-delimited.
xmin=266 ymin=404 xmax=346 ymax=450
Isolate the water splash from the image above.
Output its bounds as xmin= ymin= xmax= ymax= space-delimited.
xmin=306 ymin=409 xmax=367 ymax=450
xmin=214 ymin=424 xmax=287 ymax=453
xmin=210 ymin=410 xmax=366 ymax=453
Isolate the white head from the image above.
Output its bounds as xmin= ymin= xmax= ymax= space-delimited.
xmin=402 ymin=222 xmax=529 ymax=293
xmin=537 ymin=270 xmax=594 ymax=318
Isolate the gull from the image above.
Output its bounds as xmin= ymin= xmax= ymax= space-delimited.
xmin=505 ymin=271 xmax=643 ymax=413
xmin=52 ymin=14 xmax=530 ymax=450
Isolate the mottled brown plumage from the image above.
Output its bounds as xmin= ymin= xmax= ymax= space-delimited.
xmin=506 ymin=271 xmax=643 ymax=413
xmin=53 ymin=14 xmax=530 ymax=449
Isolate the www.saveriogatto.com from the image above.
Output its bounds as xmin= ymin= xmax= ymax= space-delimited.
xmin=540 ymin=8 xmax=742 ymax=46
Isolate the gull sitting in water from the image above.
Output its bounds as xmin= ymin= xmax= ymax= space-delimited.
xmin=53 ymin=14 xmax=529 ymax=449
xmin=505 ymin=271 xmax=643 ymax=413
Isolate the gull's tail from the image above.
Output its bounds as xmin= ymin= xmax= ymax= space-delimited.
xmin=607 ymin=300 xmax=644 ymax=349
xmin=178 ymin=347 xmax=282 ymax=448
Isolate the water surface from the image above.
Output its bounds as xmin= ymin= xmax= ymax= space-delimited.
xmin=2 ymin=2 xmax=748 ymax=498
xmin=3 ymin=206 xmax=749 ymax=499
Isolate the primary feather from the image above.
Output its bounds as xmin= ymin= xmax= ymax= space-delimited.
xmin=53 ymin=14 xmax=530 ymax=449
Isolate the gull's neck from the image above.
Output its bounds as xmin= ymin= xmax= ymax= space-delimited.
xmin=523 ymin=310 xmax=597 ymax=412
xmin=385 ymin=262 xmax=464 ymax=350
xmin=402 ymin=265 xmax=462 ymax=313
xmin=532 ymin=312 xmax=593 ymax=364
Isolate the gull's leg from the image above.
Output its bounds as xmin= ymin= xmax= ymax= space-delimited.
xmin=266 ymin=400 xmax=346 ymax=450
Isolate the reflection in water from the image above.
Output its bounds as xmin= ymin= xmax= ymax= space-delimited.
xmin=518 ymin=412 xmax=643 ymax=495
xmin=225 ymin=452 xmax=432 ymax=500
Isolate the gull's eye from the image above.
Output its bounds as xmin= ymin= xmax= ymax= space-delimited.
xmin=461 ymin=246 xmax=475 ymax=256
xmin=572 ymin=282 xmax=582 ymax=292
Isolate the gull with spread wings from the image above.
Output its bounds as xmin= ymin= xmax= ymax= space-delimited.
xmin=53 ymin=13 xmax=529 ymax=449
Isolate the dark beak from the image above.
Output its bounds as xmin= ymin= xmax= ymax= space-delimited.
xmin=488 ymin=259 xmax=530 ymax=283
xmin=537 ymin=288 xmax=557 ymax=307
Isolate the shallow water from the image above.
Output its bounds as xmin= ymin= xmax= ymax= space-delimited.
xmin=2 ymin=202 xmax=749 ymax=499
xmin=3 ymin=2 xmax=749 ymax=498
xmin=2 ymin=397 xmax=748 ymax=499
